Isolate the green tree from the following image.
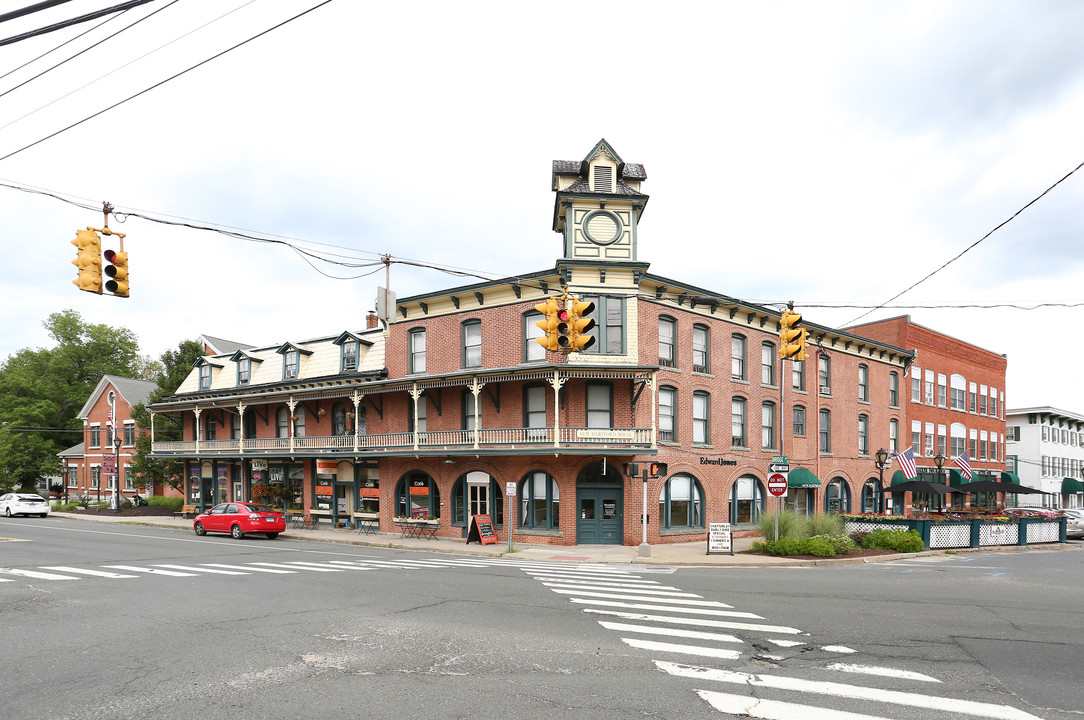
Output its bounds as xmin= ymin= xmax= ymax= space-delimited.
xmin=0 ymin=310 xmax=143 ymax=490
xmin=130 ymin=339 xmax=205 ymax=492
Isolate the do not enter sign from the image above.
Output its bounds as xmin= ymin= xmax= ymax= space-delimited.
xmin=767 ymin=472 xmax=789 ymax=497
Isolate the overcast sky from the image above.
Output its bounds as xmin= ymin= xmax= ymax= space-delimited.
xmin=1 ymin=0 xmax=1081 ymax=411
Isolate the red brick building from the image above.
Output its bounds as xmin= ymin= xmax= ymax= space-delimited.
xmin=59 ymin=375 xmax=179 ymax=504
xmin=150 ymin=140 xmax=923 ymax=546
xmin=846 ymin=316 xmax=1008 ymax=511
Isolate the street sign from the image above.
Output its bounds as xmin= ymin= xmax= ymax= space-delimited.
xmin=771 ymin=455 xmax=787 ymax=464
xmin=767 ymin=472 xmax=788 ymax=497
xmin=506 ymin=481 xmax=516 ymax=497
xmin=769 ymin=462 xmax=790 ymax=473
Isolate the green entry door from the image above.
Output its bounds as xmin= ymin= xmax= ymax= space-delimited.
xmin=576 ymin=486 xmax=623 ymax=544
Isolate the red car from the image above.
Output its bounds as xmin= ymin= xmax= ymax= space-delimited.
xmin=193 ymin=503 xmax=285 ymax=539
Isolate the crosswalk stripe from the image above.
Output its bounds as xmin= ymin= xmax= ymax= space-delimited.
xmin=542 ymin=582 xmax=699 ymax=597
xmin=572 ymin=598 xmax=761 ymax=618
xmin=696 ymin=689 xmax=897 ymax=720
xmin=153 ymin=564 xmax=249 ymax=575
xmin=599 ymin=621 xmax=742 ymax=644
xmin=549 ymin=588 xmax=726 ymax=604
xmin=528 ymin=571 xmax=647 ymax=581
xmin=532 ymin=577 xmax=675 ymax=590
xmin=286 ymin=561 xmax=369 ymax=571
xmin=248 ymin=562 xmax=342 ymax=572
xmin=203 ymin=563 xmax=297 ymax=574
xmin=42 ymin=566 xmax=138 ymax=579
xmin=825 ymin=663 xmax=941 ymax=683
xmin=332 ymin=560 xmax=420 ymax=570
xmin=622 ymin=637 xmax=742 ymax=660
xmin=584 ymin=609 xmax=803 ymax=635
xmin=658 ymin=662 xmax=1043 ymax=720
xmin=103 ymin=565 xmax=198 ymax=577
xmin=1 ymin=568 xmax=79 ymax=580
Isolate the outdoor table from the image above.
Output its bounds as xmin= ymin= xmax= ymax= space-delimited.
xmin=355 ymin=517 xmax=379 ymax=535
xmin=396 ymin=521 xmax=439 ymax=539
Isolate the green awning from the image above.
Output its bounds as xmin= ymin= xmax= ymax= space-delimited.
xmin=948 ymin=469 xmax=966 ymax=486
xmin=890 ymin=470 xmax=909 ymax=486
xmin=1062 ymin=477 xmax=1084 ymax=494
xmin=1000 ymin=471 xmax=1022 ymax=485
xmin=788 ymin=468 xmax=820 ymax=487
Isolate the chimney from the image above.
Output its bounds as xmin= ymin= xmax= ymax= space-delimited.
xmin=366 ymin=311 xmax=378 ymax=329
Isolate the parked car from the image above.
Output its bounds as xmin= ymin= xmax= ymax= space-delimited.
xmin=0 ymin=493 xmax=50 ymax=518
xmin=193 ymin=503 xmax=285 ymax=539
xmin=1063 ymin=509 xmax=1084 ymax=539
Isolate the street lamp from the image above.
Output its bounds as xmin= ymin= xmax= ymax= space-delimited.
xmin=874 ymin=448 xmax=890 ymax=514
xmin=933 ymin=452 xmax=946 ymax=512
xmin=113 ymin=435 xmax=122 ymax=513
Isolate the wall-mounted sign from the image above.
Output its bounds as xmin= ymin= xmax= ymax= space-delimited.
xmin=316 ymin=460 xmax=338 ymax=474
xmin=251 ymin=459 xmax=268 ymax=471
xmin=699 ymin=457 xmax=738 ymax=466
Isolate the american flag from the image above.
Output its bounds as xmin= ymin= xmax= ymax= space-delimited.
xmin=896 ymin=447 xmax=917 ymax=480
xmin=107 ymin=406 xmax=114 ymax=429
xmin=954 ymin=451 xmax=973 ymax=480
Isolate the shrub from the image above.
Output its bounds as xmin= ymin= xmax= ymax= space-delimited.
xmin=859 ymin=528 xmax=924 ymax=553
xmin=750 ymin=534 xmax=856 ymax=558
xmin=756 ymin=510 xmax=803 ymax=541
xmin=146 ymin=496 xmax=183 ymax=511
xmin=803 ymin=512 xmax=845 ymax=538
xmin=805 ymin=536 xmax=836 ymax=557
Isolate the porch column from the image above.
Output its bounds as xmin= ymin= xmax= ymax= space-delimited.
xmin=287 ymin=397 xmax=297 ymax=454
xmin=237 ymin=401 xmax=246 ymax=454
xmin=471 ymin=379 xmax=483 ymax=449
xmin=193 ymin=407 xmax=202 ymax=455
xmin=352 ymin=390 xmax=360 ymax=453
xmin=549 ymin=369 xmax=566 ymax=448
xmin=410 ymin=384 xmax=422 ymax=450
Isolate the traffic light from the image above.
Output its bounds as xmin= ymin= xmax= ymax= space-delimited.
xmin=568 ymin=297 xmax=596 ymax=352
xmin=779 ymin=309 xmax=808 ymax=361
xmin=103 ymin=249 xmax=129 ymax=297
xmin=534 ymin=297 xmax=563 ymax=352
xmin=555 ymin=297 xmax=572 ymax=351
xmin=648 ymin=462 xmax=668 ymax=478
xmin=71 ymin=229 xmax=102 ymax=294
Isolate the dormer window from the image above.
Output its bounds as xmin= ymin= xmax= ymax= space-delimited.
xmin=284 ymin=350 xmax=299 ymax=380
xmin=238 ymin=358 xmax=251 ymax=385
xmin=593 ymin=165 xmax=612 ymax=193
xmin=342 ymin=341 xmax=358 ymax=372
xmin=199 ymin=364 xmax=212 ymax=390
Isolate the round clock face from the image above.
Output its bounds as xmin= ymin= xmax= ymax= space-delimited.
xmin=583 ymin=210 xmax=621 ymax=245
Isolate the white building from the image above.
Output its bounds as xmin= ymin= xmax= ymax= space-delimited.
xmin=1005 ymin=406 xmax=1084 ymax=508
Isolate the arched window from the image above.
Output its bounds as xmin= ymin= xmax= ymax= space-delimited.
xmin=395 ymin=472 xmax=440 ymax=519
xmin=293 ymin=407 xmax=305 ymax=438
xmin=659 ymin=386 xmax=677 ymax=442
xmin=205 ymin=414 xmax=217 ymax=441
xmin=451 ymin=471 xmax=503 ymax=526
xmin=519 ymin=471 xmax=559 ymax=530
xmin=332 ymin=402 xmax=347 ymax=436
xmin=861 ymin=479 xmax=880 ymax=513
xmin=824 ymin=478 xmax=851 ymax=513
xmin=659 ymin=473 xmax=703 ymax=529
xmin=659 ymin=316 xmax=676 ymax=367
xmin=276 ymin=408 xmax=289 ymax=438
xmin=730 ymin=475 xmax=764 ymax=524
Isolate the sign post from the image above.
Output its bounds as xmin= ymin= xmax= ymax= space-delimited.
xmin=505 ymin=481 xmax=516 ymax=551
xmin=767 ymin=470 xmax=789 ymax=541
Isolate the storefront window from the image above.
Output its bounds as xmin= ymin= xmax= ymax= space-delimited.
xmin=519 ymin=471 xmax=559 ymax=530
xmin=396 ymin=473 xmax=440 ymax=519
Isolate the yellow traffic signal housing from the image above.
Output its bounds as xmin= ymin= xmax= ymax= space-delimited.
xmin=779 ymin=309 xmax=808 ymax=361
xmin=104 ymin=249 xmax=129 ymax=297
xmin=568 ymin=297 xmax=596 ymax=352
xmin=534 ymin=298 xmax=563 ymax=352
xmin=71 ymin=229 xmax=102 ymax=294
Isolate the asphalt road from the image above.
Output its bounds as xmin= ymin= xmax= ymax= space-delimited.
xmin=1 ymin=516 xmax=1080 ymax=720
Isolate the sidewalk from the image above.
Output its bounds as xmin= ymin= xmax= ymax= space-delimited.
xmin=49 ymin=512 xmax=1079 ymax=567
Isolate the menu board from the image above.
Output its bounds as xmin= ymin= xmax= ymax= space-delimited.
xmin=467 ymin=514 xmax=498 ymax=545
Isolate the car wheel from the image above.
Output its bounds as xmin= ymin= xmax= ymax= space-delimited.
xmin=39 ymin=514 xmax=47 ymax=518
xmin=231 ymin=524 xmax=245 ymax=539
xmin=4 ymin=508 xmax=10 ymax=517
xmin=194 ymin=522 xmax=206 ymax=536
xmin=266 ymin=532 xmax=279 ymax=539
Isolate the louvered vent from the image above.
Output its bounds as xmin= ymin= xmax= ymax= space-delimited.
xmin=593 ymin=166 xmax=612 ymax=193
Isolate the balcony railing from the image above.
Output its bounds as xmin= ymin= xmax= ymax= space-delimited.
xmin=151 ymin=426 xmax=653 ymax=456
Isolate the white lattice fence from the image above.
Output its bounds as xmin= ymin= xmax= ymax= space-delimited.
xmin=845 ymin=522 xmax=909 ymax=535
xmin=930 ymin=524 xmax=970 ymax=549
xmin=1026 ymin=521 xmax=1059 ymax=544
xmin=978 ymin=523 xmax=1017 ymax=545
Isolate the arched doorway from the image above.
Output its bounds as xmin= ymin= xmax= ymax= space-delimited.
xmin=576 ymin=461 xmax=623 ymax=544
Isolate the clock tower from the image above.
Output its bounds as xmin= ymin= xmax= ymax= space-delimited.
xmin=552 ymin=139 xmax=649 ymax=263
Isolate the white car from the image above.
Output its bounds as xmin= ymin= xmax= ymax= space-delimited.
xmin=0 ymin=493 xmax=50 ymax=518
xmin=1064 ymin=509 xmax=1084 ymax=539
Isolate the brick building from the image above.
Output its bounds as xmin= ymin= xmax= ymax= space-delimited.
xmin=58 ymin=375 xmax=168 ymax=504
xmin=150 ymin=140 xmax=923 ymax=546
xmin=846 ymin=316 xmax=1009 ymax=511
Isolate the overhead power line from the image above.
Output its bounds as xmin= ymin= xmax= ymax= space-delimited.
xmin=845 ymin=157 xmax=1084 ymax=326
xmin=0 ymin=0 xmax=157 ymax=47
xmin=0 ymin=0 xmax=336 ymax=162
xmin=0 ymin=1 xmax=77 ymax=25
